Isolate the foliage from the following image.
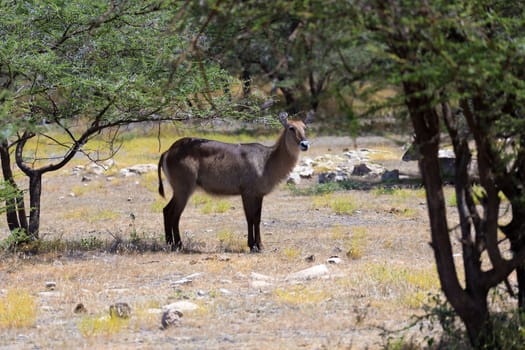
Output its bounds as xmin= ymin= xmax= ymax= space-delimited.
xmin=0 ymin=228 xmax=31 ymax=251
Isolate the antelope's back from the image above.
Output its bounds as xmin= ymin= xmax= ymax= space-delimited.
xmin=168 ymin=137 xmax=271 ymax=195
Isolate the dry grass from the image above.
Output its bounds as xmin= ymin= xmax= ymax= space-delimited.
xmin=0 ymin=289 xmax=37 ymax=328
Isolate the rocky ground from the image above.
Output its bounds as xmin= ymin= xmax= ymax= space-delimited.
xmin=0 ymin=135 xmax=449 ymax=349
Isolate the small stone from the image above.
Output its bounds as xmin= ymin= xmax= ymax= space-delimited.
xmin=286 ymin=172 xmax=301 ymax=185
xmin=381 ymin=169 xmax=399 ymax=182
xmin=74 ymin=303 xmax=87 ymax=314
xmin=219 ymin=288 xmax=233 ymax=295
xmin=109 ymin=302 xmax=131 ymax=319
xmin=161 ymin=309 xmax=183 ymax=329
xmin=352 ymin=163 xmax=372 ymax=176
xmin=305 ymin=254 xmax=315 ymax=262
xmin=327 ymin=256 xmax=342 ymax=264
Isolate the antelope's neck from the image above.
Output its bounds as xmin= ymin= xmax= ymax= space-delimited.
xmin=266 ymin=131 xmax=299 ymax=183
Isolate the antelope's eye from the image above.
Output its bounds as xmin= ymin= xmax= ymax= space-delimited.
xmin=288 ymin=126 xmax=295 ymax=132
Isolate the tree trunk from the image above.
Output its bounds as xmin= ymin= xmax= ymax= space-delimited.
xmin=27 ymin=172 xmax=42 ymax=239
xmin=403 ymin=81 xmax=492 ymax=348
xmin=241 ymin=68 xmax=251 ymax=97
xmin=0 ymin=142 xmax=28 ymax=233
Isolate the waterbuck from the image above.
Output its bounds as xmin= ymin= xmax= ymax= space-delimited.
xmin=157 ymin=112 xmax=310 ymax=252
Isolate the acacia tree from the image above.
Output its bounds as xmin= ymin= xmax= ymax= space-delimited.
xmin=0 ymin=0 xmax=236 ymax=243
xmin=347 ymin=0 xmax=525 ymax=347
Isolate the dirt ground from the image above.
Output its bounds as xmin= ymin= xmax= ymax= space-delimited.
xmin=0 ymin=135 xmax=446 ymax=349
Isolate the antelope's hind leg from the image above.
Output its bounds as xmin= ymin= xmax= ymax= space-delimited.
xmin=165 ymin=182 xmax=195 ymax=252
xmin=163 ymin=198 xmax=182 ymax=251
xmin=242 ymin=195 xmax=263 ymax=253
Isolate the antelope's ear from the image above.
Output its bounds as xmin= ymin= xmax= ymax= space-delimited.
xmin=303 ymin=110 xmax=315 ymax=124
xmin=278 ymin=112 xmax=289 ymax=126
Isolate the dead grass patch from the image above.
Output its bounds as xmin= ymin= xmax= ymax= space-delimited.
xmin=274 ymin=285 xmax=331 ymax=305
xmin=0 ymin=289 xmax=37 ymax=328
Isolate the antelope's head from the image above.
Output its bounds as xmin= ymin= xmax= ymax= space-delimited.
xmin=278 ymin=112 xmax=310 ymax=152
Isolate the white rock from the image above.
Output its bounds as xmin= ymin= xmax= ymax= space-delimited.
xmin=164 ymin=301 xmax=199 ymax=312
xmin=250 ymin=272 xmax=274 ymax=281
xmin=127 ymin=164 xmax=157 ymax=175
xmin=327 ymin=256 xmax=342 ymax=264
xmin=286 ymin=264 xmax=329 ymax=281
xmin=171 ymin=272 xmax=203 ymax=286
xmin=287 ymin=172 xmax=301 ymax=185
xmin=219 ymin=288 xmax=233 ymax=295
xmin=249 ymin=280 xmax=273 ymax=289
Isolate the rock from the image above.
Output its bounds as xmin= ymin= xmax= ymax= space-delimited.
xmin=304 ymin=254 xmax=315 ymax=262
xmin=161 ymin=309 xmax=183 ymax=329
xmin=286 ymin=172 xmax=301 ymax=185
xmin=171 ymin=272 xmax=204 ymax=286
xmin=249 ymin=280 xmax=273 ymax=289
xmin=109 ymin=302 xmax=131 ymax=319
xmin=352 ymin=163 xmax=372 ymax=176
xmin=286 ymin=264 xmax=329 ymax=281
xmin=327 ymin=256 xmax=342 ymax=264
xmin=318 ymin=171 xmax=349 ymax=184
xmin=73 ymin=303 xmax=87 ymax=314
xmin=126 ymin=164 xmax=157 ymax=175
xmin=38 ymin=291 xmax=63 ymax=298
xmin=296 ymin=165 xmax=314 ymax=178
xmin=164 ymin=301 xmax=199 ymax=312
xmin=250 ymin=272 xmax=274 ymax=281
xmin=381 ymin=169 xmax=399 ymax=182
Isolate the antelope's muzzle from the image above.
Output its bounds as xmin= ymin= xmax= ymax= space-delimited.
xmin=300 ymin=140 xmax=310 ymax=151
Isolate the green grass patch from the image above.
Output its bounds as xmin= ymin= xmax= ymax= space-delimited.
xmin=216 ymin=230 xmax=246 ymax=253
xmin=201 ymin=199 xmax=231 ymax=214
xmin=0 ymin=290 xmax=37 ymax=328
xmin=312 ymin=193 xmax=358 ymax=215
xmin=287 ymin=181 xmax=365 ymax=196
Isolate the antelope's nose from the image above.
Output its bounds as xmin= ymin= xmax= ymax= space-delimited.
xmin=300 ymin=140 xmax=309 ymax=151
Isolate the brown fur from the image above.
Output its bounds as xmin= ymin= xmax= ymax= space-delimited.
xmin=158 ymin=114 xmax=309 ymax=252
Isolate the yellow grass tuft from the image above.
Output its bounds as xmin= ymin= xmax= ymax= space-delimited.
xmin=0 ymin=289 xmax=37 ymax=328
xmin=282 ymin=247 xmax=300 ymax=260
xmin=77 ymin=315 xmax=129 ymax=338
xmin=274 ymin=285 xmax=330 ymax=305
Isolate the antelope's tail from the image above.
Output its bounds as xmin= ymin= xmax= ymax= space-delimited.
xmin=158 ymin=152 xmax=165 ymax=198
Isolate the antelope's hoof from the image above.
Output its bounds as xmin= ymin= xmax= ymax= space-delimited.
xmin=170 ymin=242 xmax=183 ymax=252
xmin=250 ymin=246 xmax=262 ymax=254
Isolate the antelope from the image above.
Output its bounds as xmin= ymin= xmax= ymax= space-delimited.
xmin=157 ymin=112 xmax=310 ymax=252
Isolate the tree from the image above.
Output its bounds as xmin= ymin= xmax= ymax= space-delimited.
xmin=349 ymin=0 xmax=525 ymax=347
xmin=185 ymin=1 xmax=344 ymax=114
xmin=0 ymin=0 xmax=235 ymax=244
